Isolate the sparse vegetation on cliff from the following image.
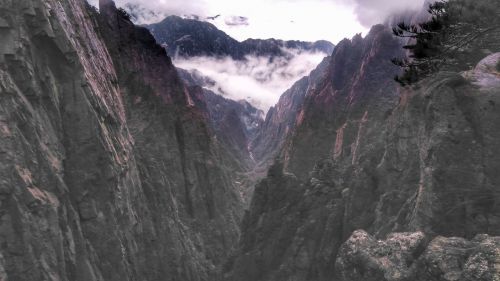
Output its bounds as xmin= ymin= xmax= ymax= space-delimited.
xmin=392 ymin=0 xmax=500 ymax=85
xmin=117 ymin=7 xmax=132 ymax=21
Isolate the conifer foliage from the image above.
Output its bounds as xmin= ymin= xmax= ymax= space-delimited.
xmin=392 ymin=0 xmax=500 ymax=85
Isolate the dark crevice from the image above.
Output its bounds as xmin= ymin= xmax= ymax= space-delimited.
xmin=175 ymin=118 xmax=195 ymax=218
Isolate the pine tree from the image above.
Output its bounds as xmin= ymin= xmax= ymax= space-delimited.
xmin=117 ymin=7 xmax=132 ymax=21
xmin=392 ymin=0 xmax=500 ymax=86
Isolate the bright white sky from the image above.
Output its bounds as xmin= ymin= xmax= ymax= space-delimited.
xmin=88 ymin=0 xmax=371 ymax=43
xmin=199 ymin=0 xmax=368 ymax=43
xmin=87 ymin=0 xmax=429 ymax=110
xmin=88 ymin=0 xmax=430 ymax=43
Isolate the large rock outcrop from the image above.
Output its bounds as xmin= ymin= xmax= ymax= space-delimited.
xmin=336 ymin=230 xmax=500 ymax=281
xmin=0 ymin=0 xmax=243 ymax=280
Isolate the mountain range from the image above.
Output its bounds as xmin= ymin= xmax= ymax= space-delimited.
xmin=145 ymin=15 xmax=335 ymax=59
xmin=0 ymin=0 xmax=499 ymax=280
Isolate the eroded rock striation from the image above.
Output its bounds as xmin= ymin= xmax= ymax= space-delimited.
xmin=177 ymin=67 xmax=265 ymax=202
xmin=177 ymin=67 xmax=264 ymax=170
xmin=250 ymin=56 xmax=332 ymax=169
xmin=225 ymin=25 xmax=500 ymax=280
xmin=0 ymin=0 xmax=242 ymax=280
xmin=0 ymin=0 xmax=499 ymax=280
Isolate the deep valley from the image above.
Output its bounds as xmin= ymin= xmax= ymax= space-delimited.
xmin=0 ymin=0 xmax=499 ymax=280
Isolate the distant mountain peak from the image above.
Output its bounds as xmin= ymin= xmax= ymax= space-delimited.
xmin=145 ymin=15 xmax=334 ymax=59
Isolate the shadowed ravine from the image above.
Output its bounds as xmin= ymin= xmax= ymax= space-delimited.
xmin=0 ymin=0 xmax=499 ymax=280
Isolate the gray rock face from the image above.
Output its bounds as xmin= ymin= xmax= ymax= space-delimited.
xmin=250 ymin=55 xmax=331 ymax=168
xmin=336 ymin=230 xmax=428 ymax=281
xmin=225 ymin=25 xmax=500 ymax=280
xmin=336 ymin=230 xmax=500 ymax=281
xmin=178 ymin=68 xmax=265 ymax=203
xmin=1 ymin=0 xmax=499 ymax=280
xmin=224 ymin=160 xmax=345 ymax=281
xmin=282 ymin=25 xmax=403 ymax=180
xmin=0 ymin=0 xmax=242 ymax=280
xmin=177 ymin=67 xmax=264 ymax=171
xmin=372 ymin=71 xmax=500 ymax=237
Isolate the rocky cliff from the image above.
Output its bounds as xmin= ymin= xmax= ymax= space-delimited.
xmin=250 ymin=55 xmax=331 ymax=168
xmin=177 ymin=68 xmax=264 ymax=202
xmin=177 ymin=67 xmax=264 ymax=170
xmin=0 ymin=0 xmax=242 ymax=280
xmin=336 ymin=230 xmax=500 ymax=281
xmin=282 ymin=25 xmax=403 ymax=180
xmin=225 ymin=25 xmax=500 ymax=280
xmin=1 ymin=0 xmax=499 ymax=280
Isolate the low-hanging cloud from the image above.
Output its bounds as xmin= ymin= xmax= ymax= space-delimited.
xmin=87 ymin=0 xmax=434 ymax=41
xmin=174 ymin=50 xmax=327 ymax=111
xmin=225 ymin=16 xmax=250 ymax=26
xmin=121 ymin=0 xmax=432 ymax=28
xmin=341 ymin=0 xmax=432 ymax=27
xmin=87 ymin=0 xmax=210 ymax=24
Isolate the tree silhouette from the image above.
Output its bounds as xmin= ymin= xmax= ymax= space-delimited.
xmin=117 ymin=7 xmax=132 ymax=22
xmin=392 ymin=0 xmax=500 ymax=86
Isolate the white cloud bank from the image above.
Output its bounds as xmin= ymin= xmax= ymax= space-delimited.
xmin=86 ymin=0 xmax=209 ymax=23
xmin=174 ymin=50 xmax=326 ymax=111
xmin=87 ymin=0 xmax=433 ymax=42
xmin=86 ymin=0 xmax=433 ymax=111
xmin=345 ymin=0 xmax=432 ymax=27
xmin=86 ymin=0 xmax=367 ymax=43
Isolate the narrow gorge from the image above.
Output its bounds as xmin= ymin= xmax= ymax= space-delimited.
xmin=0 ymin=0 xmax=499 ymax=281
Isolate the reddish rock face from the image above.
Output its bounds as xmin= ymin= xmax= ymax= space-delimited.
xmin=96 ymin=3 xmax=246 ymax=280
xmin=282 ymin=25 xmax=403 ymax=180
xmin=224 ymin=25 xmax=500 ymax=281
xmin=250 ymin=56 xmax=332 ymax=170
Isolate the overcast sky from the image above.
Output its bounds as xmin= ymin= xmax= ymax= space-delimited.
xmin=88 ymin=0 xmax=429 ymax=43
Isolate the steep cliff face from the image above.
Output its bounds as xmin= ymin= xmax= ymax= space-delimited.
xmin=225 ymin=25 xmax=500 ymax=280
xmin=177 ymin=67 xmax=264 ymax=171
xmin=283 ymin=25 xmax=403 ymax=180
xmin=0 ymin=0 xmax=242 ymax=280
xmin=2 ymin=0 xmax=499 ymax=280
xmin=97 ymin=1 xmax=245 ymax=279
xmin=250 ymin=55 xmax=331 ymax=167
xmin=178 ymin=68 xmax=265 ymax=202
